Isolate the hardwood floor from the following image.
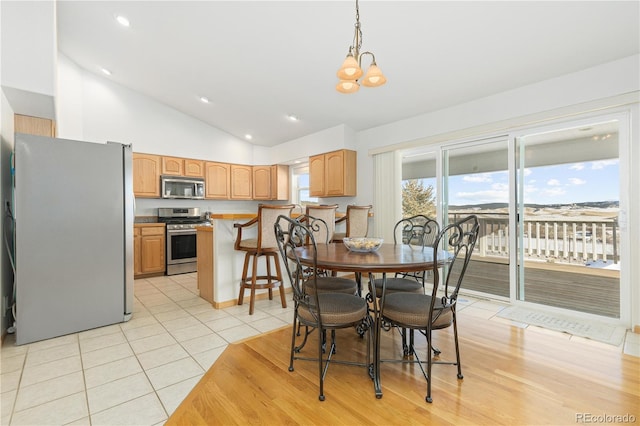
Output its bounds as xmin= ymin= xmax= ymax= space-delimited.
xmin=167 ymin=305 xmax=639 ymax=425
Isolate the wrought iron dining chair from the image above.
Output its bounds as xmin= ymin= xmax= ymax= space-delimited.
xmin=296 ymin=213 xmax=358 ymax=296
xmin=274 ymin=215 xmax=372 ymax=401
xmin=376 ymin=215 xmax=479 ymax=403
xmin=371 ymin=215 xmax=440 ymax=353
xmin=372 ymin=215 xmax=440 ymax=297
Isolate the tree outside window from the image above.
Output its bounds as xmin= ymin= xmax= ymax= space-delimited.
xmin=402 ymin=179 xmax=436 ymax=218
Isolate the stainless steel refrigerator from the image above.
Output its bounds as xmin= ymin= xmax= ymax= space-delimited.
xmin=14 ymin=134 xmax=134 ymax=345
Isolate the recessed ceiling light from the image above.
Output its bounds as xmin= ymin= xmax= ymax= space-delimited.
xmin=199 ymin=96 xmax=210 ymax=104
xmin=244 ymin=134 xmax=253 ymax=140
xmin=101 ymin=68 xmax=112 ymax=76
xmin=115 ymin=15 xmax=130 ymax=27
xmin=287 ymin=114 xmax=299 ymax=122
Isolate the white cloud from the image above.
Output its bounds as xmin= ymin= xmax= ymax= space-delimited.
xmin=547 ymin=179 xmax=561 ymax=186
xmin=541 ymin=187 xmax=566 ymax=197
xmin=492 ymin=182 xmax=508 ymax=191
xmin=455 ymin=189 xmax=508 ymax=203
xmin=568 ymin=177 xmax=586 ymax=185
xmin=463 ymin=173 xmax=493 ymax=183
xmin=591 ymin=159 xmax=618 ymax=170
xmin=570 ymin=163 xmax=585 ymax=171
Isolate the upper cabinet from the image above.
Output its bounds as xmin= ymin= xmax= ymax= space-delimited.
xmin=133 ymin=153 xmax=289 ymax=201
xmin=230 ymin=164 xmax=253 ymax=200
xmin=162 ymin=156 xmax=204 ymax=177
xmin=133 ymin=153 xmax=161 ymax=198
xmin=205 ymin=161 xmax=230 ymax=199
xmin=253 ymin=165 xmax=290 ymax=200
xmin=309 ymin=149 xmax=357 ymax=197
xmin=184 ymin=159 xmax=205 ymax=177
xmin=252 ymin=166 xmax=272 ymax=200
xmin=14 ymin=114 xmax=56 ymax=137
xmin=270 ymin=165 xmax=290 ymax=201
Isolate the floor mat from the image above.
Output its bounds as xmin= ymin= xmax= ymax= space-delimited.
xmin=497 ymin=306 xmax=626 ymax=346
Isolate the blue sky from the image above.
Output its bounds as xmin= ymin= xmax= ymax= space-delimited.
xmin=416 ymin=159 xmax=619 ymax=206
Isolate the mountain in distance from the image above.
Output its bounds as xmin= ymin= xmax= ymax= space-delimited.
xmin=449 ymin=201 xmax=619 ymax=210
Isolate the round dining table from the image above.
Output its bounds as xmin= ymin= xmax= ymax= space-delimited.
xmin=293 ymin=242 xmax=451 ymax=398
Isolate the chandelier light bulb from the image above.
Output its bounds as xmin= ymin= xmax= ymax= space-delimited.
xmin=361 ymin=63 xmax=387 ymax=87
xmin=337 ymin=54 xmax=363 ymax=80
xmin=336 ymin=80 xmax=360 ymax=94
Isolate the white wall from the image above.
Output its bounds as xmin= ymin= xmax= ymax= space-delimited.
xmin=0 ymin=1 xmax=56 ymax=119
xmin=269 ymin=124 xmax=356 ymax=164
xmin=56 ymin=55 xmax=255 ymax=163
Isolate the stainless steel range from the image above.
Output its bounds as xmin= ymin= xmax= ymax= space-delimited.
xmin=158 ymin=207 xmax=208 ymax=275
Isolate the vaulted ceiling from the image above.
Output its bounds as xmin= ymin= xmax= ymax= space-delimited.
xmin=56 ymin=1 xmax=640 ymax=147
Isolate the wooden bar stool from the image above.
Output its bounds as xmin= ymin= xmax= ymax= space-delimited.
xmin=333 ymin=204 xmax=372 ymax=242
xmin=305 ymin=204 xmax=338 ymax=244
xmin=234 ymin=204 xmax=295 ymax=314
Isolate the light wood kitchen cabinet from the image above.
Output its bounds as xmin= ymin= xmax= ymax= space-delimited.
xmin=134 ymin=224 xmax=166 ymax=277
xmin=271 ymin=165 xmax=290 ymax=200
xmin=230 ymin=164 xmax=253 ymax=200
xmin=252 ymin=166 xmax=272 ymax=200
xmin=134 ymin=151 xmax=286 ymax=200
xmin=133 ymin=153 xmax=161 ymax=197
xmin=205 ymin=161 xmax=231 ymax=199
xmin=15 ymin=114 xmax=56 ymax=137
xmin=309 ymin=149 xmax=357 ymax=197
xmin=162 ymin=156 xmax=205 ymax=177
xmin=196 ymin=227 xmax=214 ymax=304
xmin=252 ymin=165 xmax=289 ymax=200
xmin=184 ymin=159 xmax=205 ymax=177
xmin=134 ymin=227 xmax=142 ymax=276
xmin=162 ymin=156 xmax=183 ymax=175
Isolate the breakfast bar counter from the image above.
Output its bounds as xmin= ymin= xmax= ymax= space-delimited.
xmin=195 ymin=215 xmax=291 ymax=308
xmin=196 ymin=210 xmax=364 ymax=308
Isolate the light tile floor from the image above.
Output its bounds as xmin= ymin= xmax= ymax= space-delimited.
xmin=1 ymin=274 xmax=638 ymax=425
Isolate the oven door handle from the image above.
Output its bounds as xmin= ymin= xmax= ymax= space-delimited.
xmin=167 ymin=229 xmax=197 ymax=234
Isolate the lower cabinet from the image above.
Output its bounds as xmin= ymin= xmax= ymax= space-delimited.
xmin=134 ymin=224 xmax=166 ymax=277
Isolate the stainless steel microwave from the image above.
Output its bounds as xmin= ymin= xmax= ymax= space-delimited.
xmin=161 ymin=176 xmax=205 ymax=199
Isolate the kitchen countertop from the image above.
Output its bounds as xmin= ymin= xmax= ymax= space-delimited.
xmin=209 ymin=213 xmax=257 ymax=220
xmin=134 ymin=216 xmax=159 ymax=224
xmin=208 ymin=212 xmax=347 ymax=220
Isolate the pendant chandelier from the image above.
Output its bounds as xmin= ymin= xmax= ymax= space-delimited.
xmin=336 ymin=0 xmax=387 ymax=94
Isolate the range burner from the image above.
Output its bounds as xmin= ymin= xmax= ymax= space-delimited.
xmin=158 ymin=207 xmax=208 ymax=228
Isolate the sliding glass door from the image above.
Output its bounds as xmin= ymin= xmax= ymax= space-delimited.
xmin=400 ymin=113 xmax=628 ymax=321
xmin=515 ymin=120 xmax=622 ymax=318
xmin=442 ymin=138 xmax=511 ymax=299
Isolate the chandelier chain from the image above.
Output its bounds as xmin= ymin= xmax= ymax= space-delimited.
xmin=352 ymin=0 xmax=363 ymax=55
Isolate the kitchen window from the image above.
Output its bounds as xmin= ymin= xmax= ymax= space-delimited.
xmin=292 ymin=164 xmax=317 ymax=206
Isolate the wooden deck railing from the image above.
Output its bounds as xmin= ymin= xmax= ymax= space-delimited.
xmin=449 ymin=212 xmax=620 ymax=265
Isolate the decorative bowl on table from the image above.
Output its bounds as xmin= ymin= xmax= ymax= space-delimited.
xmin=343 ymin=237 xmax=383 ymax=253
